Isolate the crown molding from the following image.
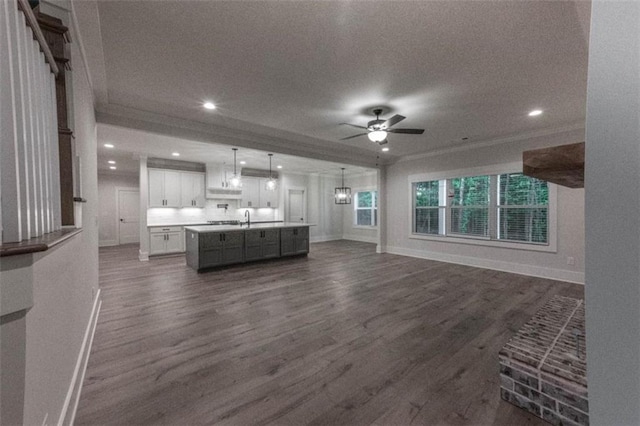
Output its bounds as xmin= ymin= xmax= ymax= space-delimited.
xmin=396 ymin=123 xmax=585 ymax=164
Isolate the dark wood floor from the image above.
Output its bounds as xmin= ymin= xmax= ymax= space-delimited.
xmin=76 ymin=241 xmax=583 ymax=425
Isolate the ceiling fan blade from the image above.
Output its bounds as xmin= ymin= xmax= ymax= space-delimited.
xmin=381 ymin=114 xmax=405 ymax=128
xmin=387 ymin=128 xmax=425 ymax=134
xmin=340 ymin=133 xmax=368 ymax=140
xmin=340 ymin=123 xmax=368 ymax=130
xmin=377 ymin=139 xmax=388 ymax=146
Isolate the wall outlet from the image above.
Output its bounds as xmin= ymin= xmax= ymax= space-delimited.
xmin=567 ymin=256 xmax=576 ymax=266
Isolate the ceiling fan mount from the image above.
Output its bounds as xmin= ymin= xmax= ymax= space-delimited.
xmin=340 ymin=108 xmax=425 ymax=145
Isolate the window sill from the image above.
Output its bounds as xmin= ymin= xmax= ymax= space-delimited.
xmin=353 ymin=225 xmax=378 ymax=230
xmin=409 ymin=233 xmax=557 ymax=253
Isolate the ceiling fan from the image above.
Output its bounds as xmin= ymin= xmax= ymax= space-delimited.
xmin=340 ymin=108 xmax=425 ymax=145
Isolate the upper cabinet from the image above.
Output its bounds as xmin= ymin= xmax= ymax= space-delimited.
xmin=149 ymin=169 xmax=182 ymax=207
xmin=239 ymin=178 xmax=260 ymax=208
xmin=206 ymin=163 xmax=242 ymax=199
xmin=240 ymin=177 xmax=279 ymax=208
xmin=181 ymin=172 xmax=205 ymax=207
xmin=259 ymin=178 xmax=278 ymax=208
xmin=149 ymin=168 xmax=205 ymax=208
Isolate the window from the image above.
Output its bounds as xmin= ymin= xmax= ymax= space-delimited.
xmin=414 ymin=180 xmax=445 ymax=235
xmin=450 ymin=175 xmax=490 ymax=237
xmin=412 ymin=173 xmax=548 ymax=245
xmin=497 ymin=173 xmax=548 ymax=243
xmin=354 ymin=191 xmax=377 ymax=226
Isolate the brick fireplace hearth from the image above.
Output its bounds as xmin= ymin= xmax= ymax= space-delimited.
xmin=499 ymin=296 xmax=588 ymax=426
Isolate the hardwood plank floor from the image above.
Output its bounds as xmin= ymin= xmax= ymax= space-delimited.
xmin=76 ymin=241 xmax=583 ymax=425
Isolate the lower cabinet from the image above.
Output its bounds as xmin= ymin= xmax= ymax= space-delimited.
xmin=186 ymin=226 xmax=309 ymax=272
xmin=149 ymin=226 xmax=184 ymax=255
xmin=245 ymin=229 xmax=281 ymax=262
xmin=280 ymin=227 xmax=309 ymax=256
xmin=187 ymin=230 xmax=244 ymax=269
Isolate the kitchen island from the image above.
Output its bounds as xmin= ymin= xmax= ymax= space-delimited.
xmin=184 ymin=223 xmax=311 ymax=272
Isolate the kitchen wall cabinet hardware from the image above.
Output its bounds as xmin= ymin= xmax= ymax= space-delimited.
xmin=280 ymin=227 xmax=309 ymax=256
xmin=245 ymin=228 xmax=280 ymax=262
xmin=149 ymin=226 xmax=184 ymax=255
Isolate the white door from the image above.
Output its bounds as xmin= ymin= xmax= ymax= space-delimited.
xmin=118 ymin=189 xmax=140 ymax=244
xmin=287 ymin=189 xmax=305 ymax=223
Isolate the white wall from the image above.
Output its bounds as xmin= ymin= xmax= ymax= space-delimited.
xmin=383 ymin=128 xmax=585 ymax=283
xmin=98 ymin=172 xmax=139 ymax=246
xmin=342 ymin=172 xmax=378 ymax=244
xmin=21 ymin=1 xmax=101 ymax=423
xmin=280 ymin=172 xmax=343 ymax=242
xmin=584 ymin=2 xmax=640 ymax=423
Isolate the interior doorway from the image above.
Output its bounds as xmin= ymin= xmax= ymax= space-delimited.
xmin=117 ymin=188 xmax=139 ymax=244
xmin=286 ymin=188 xmax=306 ymax=223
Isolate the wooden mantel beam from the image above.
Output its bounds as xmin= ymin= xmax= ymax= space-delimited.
xmin=523 ymin=142 xmax=585 ymax=188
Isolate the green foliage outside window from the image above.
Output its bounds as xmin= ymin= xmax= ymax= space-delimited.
xmin=413 ymin=173 xmax=549 ymax=244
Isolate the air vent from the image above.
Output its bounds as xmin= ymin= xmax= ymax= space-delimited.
xmin=240 ymin=168 xmax=279 ymax=179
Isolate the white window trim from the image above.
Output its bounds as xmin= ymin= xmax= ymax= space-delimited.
xmin=407 ymin=162 xmax=557 ymax=253
xmin=353 ymin=187 xmax=378 ymax=228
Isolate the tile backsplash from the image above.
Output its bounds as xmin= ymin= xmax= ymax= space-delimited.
xmin=147 ymin=199 xmax=278 ymax=225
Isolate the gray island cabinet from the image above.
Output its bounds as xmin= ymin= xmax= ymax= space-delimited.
xmin=185 ymin=223 xmax=311 ymax=272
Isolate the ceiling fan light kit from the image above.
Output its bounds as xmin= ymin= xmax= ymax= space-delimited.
xmin=368 ymin=130 xmax=387 ymax=143
xmin=340 ymin=107 xmax=425 ymax=146
xmin=334 ymin=168 xmax=352 ymax=205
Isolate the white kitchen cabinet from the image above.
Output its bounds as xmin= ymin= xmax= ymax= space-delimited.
xmin=148 ymin=169 xmax=181 ymax=207
xmin=181 ymin=172 xmax=205 ymax=207
xmin=149 ymin=226 xmax=184 ymax=255
xmin=206 ymin=163 xmax=236 ymax=190
xmin=239 ymin=177 xmax=260 ymax=208
xmin=259 ymin=178 xmax=279 ymax=208
xmin=239 ymin=177 xmax=278 ymax=208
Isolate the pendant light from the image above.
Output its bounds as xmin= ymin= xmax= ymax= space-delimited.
xmin=334 ymin=168 xmax=351 ymax=204
xmin=229 ymin=148 xmax=242 ymax=188
xmin=265 ymin=153 xmax=277 ymax=191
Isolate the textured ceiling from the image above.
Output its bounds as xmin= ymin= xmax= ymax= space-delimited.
xmin=78 ymin=1 xmax=590 ymax=170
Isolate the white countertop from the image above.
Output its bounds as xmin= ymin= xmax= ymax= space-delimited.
xmin=148 ymin=222 xmax=209 ymax=228
xmin=184 ymin=222 xmax=314 ymax=233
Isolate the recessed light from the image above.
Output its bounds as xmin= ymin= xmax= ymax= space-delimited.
xmin=240 ymin=161 xmax=246 ymax=165
xmin=108 ymin=160 xmax=116 ymax=164
xmin=276 ymin=165 xmax=283 ymax=169
xmin=172 ymin=152 xmax=180 ymax=157
xmin=109 ymin=166 xmax=116 ymax=170
xmin=104 ymin=143 xmax=114 ymax=148
xmin=381 ymin=147 xmax=390 ymax=152
xmin=203 ymin=102 xmax=216 ymax=110
xmin=528 ymin=109 xmax=543 ymax=117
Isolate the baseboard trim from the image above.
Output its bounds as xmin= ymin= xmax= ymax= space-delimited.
xmin=58 ymin=289 xmax=102 ymax=426
xmin=310 ymin=235 xmax=342 ymax=243
xmin=139 ymin=250 xmax=149 ymax=261
xmin=98 ymin=240 xmax=117 ymax=247
xmin=342 ymin=234 xmax=378 ymax=244
xmin=385 ymin=245 xmax=585 ymax=284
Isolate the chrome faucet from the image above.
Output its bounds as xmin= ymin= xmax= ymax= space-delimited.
xmin=244 ymin=210 xmax=251 ymax=228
